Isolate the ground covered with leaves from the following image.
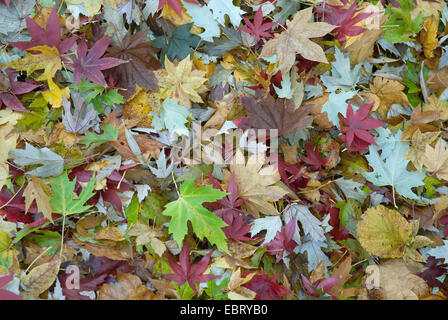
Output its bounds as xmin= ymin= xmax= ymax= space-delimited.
xmin=1 ymin=0 xmax=448 ymax=301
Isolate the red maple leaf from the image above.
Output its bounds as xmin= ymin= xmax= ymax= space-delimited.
xmin=237 ymin=7 xmax=276 ymax=41
xmin=11 ymin=6 xmax=76 ymax=55
xmin=69 ymin=37 xmax=125 ymax=86
xmin=207 ymin=174 xmax=252 ymax=242
xmin=266 ymin=219 xmax=299 ymax=262
xmin=339 ymin=103 xmax=384 ymax=154
xmin=164 ymin=242 xmax=219 ymax=294
xmin=0 ymin=274 xmax=22 ymax=300
xmin=158 ymin=0 xmax=198 ymax=17
xmin=243 ymin=270 xmax=291 ymax=300
xmin=302 ymin=142 xmax=329 ymax=171
xmin=316 ymin=1 xmax=373 ymax=43
xmin=277 ymin=158 xmax=308 ymax=191
xmin=0 ymin=68 xmax=38 ymax=111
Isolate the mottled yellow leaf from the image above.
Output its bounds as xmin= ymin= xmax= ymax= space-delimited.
xmin=6 ymin=46 xmax=62 ymax=81
xmin=357 ymin=205 xmax=413 ymax=259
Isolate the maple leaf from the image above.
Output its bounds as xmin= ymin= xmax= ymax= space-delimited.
xmin=266 ymin=219 xmax=298 ymax=262
xmin=241 ymin=90 xmax=314 ymax=137
xmin=157 ymin=56 xmax=208 ymax=108
xmin=404 ymin=129 xmax=439 ymax=171
xmin=42 ymin=76 xmax=70 ymax=109
xmin=0 ymin=68 xmax=38 ymax=112
xmin=302 ymin=142 xmax=329 ymax=171
xmin=208 ymin=174 xmax=251 ymax=242
xmin=164 ymin=241 xmax=218 ymax=294
xmin=61 ymin=95 xmax=98 ymax=134
xmin=260 ymin=7 xmax=336 ymax=76
xmin=11 ymin=6 xmax=76 ymax=55
xmin=161 ymin=178 xmax=229 ymax=253
xmin=49 ymin=171 xmax=95 ymax=216
xmin=225 ymin=149 xmax=288 ymax=217
xmin=158 ymin=0 xmax=198 ymax=17
xmin=418 ymin=256 xmax=448 ymax=290
xmin=23 ymin=176 xmax=53 ymax=222
xmin=152 ymin=23 xmax=201 ymax=62
xmin=340 ymin=103 xmax=385 ymax=154
xmin=363 ymin=130 xmax=427 ymax=203
xmin=317 ymin=1 xmax=373 ymax=43
xmin=69 ymin=37 xmax=125 ymax=86
xmin=106 ymin=30 xmax=161 ymax=98
xmin=369 ymin=77 xmax=410 ymax=119
xmin=237 ymin=7 xmax=276 ymax=41
xmin=6 ymin=45 xmax=62 ymax=81
xmin=243 ymin=270 xmax=291 ymax=300
xmin=9 ymin=142 xmax=64 ymax=178
xmin=422 ymin=138 xmax=448 ymax=181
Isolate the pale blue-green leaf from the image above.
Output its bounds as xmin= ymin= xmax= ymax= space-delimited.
xmin=183 ymin=1 xmax=220 ymax=42
xmin=321 ymin=90 xmax=357 ymax=127
xmin=300 ymin=235 xmax=332 ymax=272
xmin=150 ymin=98 xmax=191 ymax=137
xmin=321 ymin=47 xmax=361 ymax=92
xmin=250 ymin=216 xmax=282 ymax=245
xmin=208 ymin=0 xmax=246 ymax=27
xmin=9 ymin=143 xmax=64 ymax=178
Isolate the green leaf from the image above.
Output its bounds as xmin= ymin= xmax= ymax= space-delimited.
xmin=161 ymin=178 xmax=229 ymax=253
xmin=125 ymin=194 xmax=139 ymax=225
xmin=382 ymin=0 xmax=425 ymax=43
xmin=81 ymin=123 xmax=119 ymax=148
xmin=49 ymin=172 xmax=95 ymax=215
xmin=204 ymin=278 xmax=229 ymax=300
xmin=152 ymin=23 xmax=201 ymax=63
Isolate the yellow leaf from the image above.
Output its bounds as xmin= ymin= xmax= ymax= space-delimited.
xmin=158 ymin=56 xmax=208 ymax=108
xmin=420 ymin=15 xmax=439 ymax=59
xmin=369 ymin=77 xmax=409 ymax=119
xmin=223 ymin=149 xmax=288 ymax=216
xmin=357 ymin=205 xmax=414 ymax=259
xmin=6 ymin=46 xmax=62 ymax=81
xmin=42 ymin=77 xmax=70 ymax=108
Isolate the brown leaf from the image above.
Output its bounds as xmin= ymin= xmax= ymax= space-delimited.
xmin=98 ymin=272 xmax=155 ymax=300
xmin=260 ymin=7 xmax=335 ymax=75
xmin=369 ymin=77 xmax=409 ymax=119
xmin=241 ymin=90 xmax=314 ymax=137
xmin=21 ymin=257 xmax=61 ymax=300
xmin=23 ymin=176 xmax=53 ymax=222
xmin=358 ymin=259 xmax=429 ymax=300
xmin=327 ymin=255 xmax=353 ymax=298
xmin=107 ymin=30 xmax=161 ymax=98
